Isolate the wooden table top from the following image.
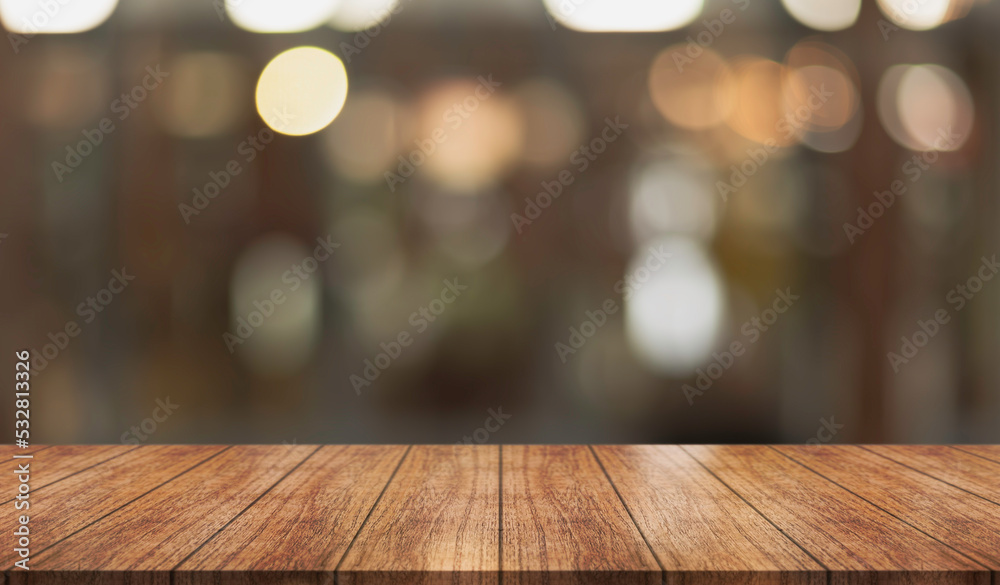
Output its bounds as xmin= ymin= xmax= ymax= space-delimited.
xmin=3 ymin=445 xmax=999 ymax=585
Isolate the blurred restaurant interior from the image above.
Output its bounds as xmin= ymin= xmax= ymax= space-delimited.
xmin=1 ymin=0 xmax=999 ymax=444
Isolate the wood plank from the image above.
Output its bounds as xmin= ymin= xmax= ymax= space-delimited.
xmin=502 ymin=445 xmax=660 ymax=585
xmin=175 ymin=445 xmax=407 ymax=585
xmin=593 ymin=445 xmax=825 ymax=585
xmin=863 ymin=445 xmax=1000 ymax=505
xmin=2 ymin=445 xmax=137 ymax=504
xmin=683 ymin=445 xmax=990 ymax=585
xmin=337 ymin=445 xmax=497 ymax=585
xmin=776 ymin=445 xmax=1000 ymax=570
xmin=1 ymin=445 xmax=226 ymax=569
xmin=16 ymin=445 xmax=317 ymax=581
xmin=953 ymin=445 xmax=1000 ymax=465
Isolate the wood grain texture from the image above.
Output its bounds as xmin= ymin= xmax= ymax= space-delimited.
xmin=338 ymin=445 xmax=498 ymax=585
xmin=5 ymin=445 xmax=1000 ymax=585
xmin=593 ymin=445 xmax=825 ymax=585
xmin=953 ymin=445 xmax=1000 ymax=464
xmin=683 ymin=445 xmax=990 ymax=585
xmin=1 ymin=445 xmax=225 ymax=569
xmin=776 ymin=445 xmax=1000 ymax=570
xmin=175 ymin=445 xmax=407 ymax=585
xmin=502 ymin=445 xmax=660 ymax=585
xmin=2 ymin=445 xmax=136 ymax=504
xmin=20 ymin=445 xmax=316 ymax=577
xmin=865 ymin=445 xmax=1000 ymax=504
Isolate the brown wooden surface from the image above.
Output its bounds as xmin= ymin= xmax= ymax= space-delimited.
xmin=593 ymin=445 xmax=825 ymax=585
xmin=683 ymin=445 xmax=991 ymax=585
xmin=14 ymin=445 xmax=315 ymax=578
xmin=954 ymin=445 xmax=1000 ymax=464
xmin=3 ymin=445 xmax=999 ymax=585
xmin=2 ymin=445 xmax=135 ymax=504
xmin=1 ymin=445 xmax=225 ymax=569
xmin=866 ymin=445 xmax=1000 ymax=503
xmin=777 ymin=445 xmax=1000 ymax=570
xmin=338 ymin=445 xmax=499 ymax=585
xmin=176 ymin=445 xmax=406 ymax=585
xmin=502 ymin=445 xmax=660 ymax=585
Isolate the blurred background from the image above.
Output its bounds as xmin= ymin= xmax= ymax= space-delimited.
xmin=1 ymin=0 xmax=998 ymax=445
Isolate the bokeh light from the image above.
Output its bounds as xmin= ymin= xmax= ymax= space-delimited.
xmin=156 ymin=53 xmax=249 ymax=138
xmin=256 ymin=47 xmax=349 ymax=137
xmin=332 ymin=209 xmax=407 ymax=344
xmin=648 ymin=46 xmax=735 ymax=131
xmin=782 ymin=40 xmax=861 ymax=151
xmin=416 ymin=78 xmax=523 ymax=191
xmin=226 ymin=0 xmax=340 ymax=33
xmin=878 ymin=64 xmax=973 ymax=151
xmin=781 ymin=0 xmax=860 ymax=31
xmin=799 ymin=105 xmax=862 ymax=153
xmin=513 ymin=79 xmax=586 ymax=169
xmin=726 ymin=57 xmax=800 ymax=147
xmin=625 ymin=236 xmax=726 ymax=376
xmin=785 ymin=66 xmax=855 ymax=131
xmin=785 ymin=39 xmax=860 ymax=84
xmin=27 ymin=46 xmax=109 ymax=130
xmin=323 ymin=87 xmax=411 ymax=184
xmin=0 ymin=0 xmax=117 ymax=33
xmin=5 ymin=0 xmax=995 ymax=447
xmin=543 ymin=0 xmax=703 ymax=32
xmin=416 ymin=189 xmax=511 ymax=267
xmin=328 ymin=0 xmax=399 ymax=31
xmin=876 ymin=0 xmax=957 ymax=30
xmin=230 ymin=234 xmax=321 ymax=376
xmin=628 ymin=159 xmax=718 ymax=243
